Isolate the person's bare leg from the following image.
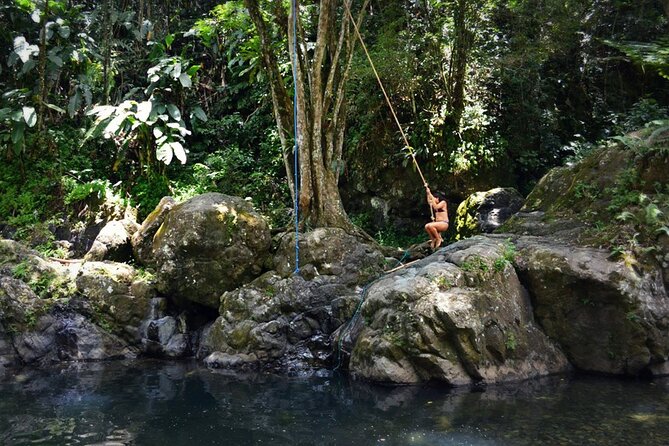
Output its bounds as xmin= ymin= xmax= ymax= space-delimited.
xmin=425 ymin=223 xmax=437 ymax=248
xmin=433 ymin=222 xmax=449 ymax=248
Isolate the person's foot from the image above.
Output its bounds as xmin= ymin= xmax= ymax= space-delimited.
xmin=435 ymin=237 xmax=443 ymax=248
xmin=429 ymin=238 xmax=436 ymax=250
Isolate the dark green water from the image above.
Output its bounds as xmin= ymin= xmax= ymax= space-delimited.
xmin=0 ymin=361 xmax=667 ymax=445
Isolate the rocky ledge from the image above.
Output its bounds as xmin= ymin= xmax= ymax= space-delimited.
xmin=1 ymin=143 xmax=668 ymax=386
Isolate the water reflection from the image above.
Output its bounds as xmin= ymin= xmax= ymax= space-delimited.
xmin=0 ymin=361 xmax=667 ymax=445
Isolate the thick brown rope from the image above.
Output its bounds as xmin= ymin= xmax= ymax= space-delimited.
xmin=342 ymin=1 xmax=434 ymax=220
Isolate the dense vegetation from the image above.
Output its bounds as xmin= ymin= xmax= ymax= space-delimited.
xmin=0 ymin=0 xmax=667 ymax=250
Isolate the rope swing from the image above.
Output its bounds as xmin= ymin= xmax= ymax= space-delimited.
xmin=342 ymin=1 xmax=434 ymax=221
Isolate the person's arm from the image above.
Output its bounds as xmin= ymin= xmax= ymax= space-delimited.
xmin=426 ymin=186 xmax=436 ymax=207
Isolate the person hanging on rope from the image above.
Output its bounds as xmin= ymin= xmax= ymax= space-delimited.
xmin=424 ymin=186 xmax=449 ymax=249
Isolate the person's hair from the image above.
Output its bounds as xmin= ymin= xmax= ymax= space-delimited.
xmin=433 ymin=191 xmax=447 ymax=202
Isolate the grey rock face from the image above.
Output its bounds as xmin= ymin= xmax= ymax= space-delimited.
xmin=514 ymin=236 xmax=669 ymax=376
xmin=84 ymin=218 xmax=139 ymax=263
xmin=0 ymin=322 xmax=16 ymax=369
xmin=200 ymin=228 xmax=386 ymax=371
xmin=55 ymin=314 xmax=138 ymax=360
xmin=348 ymin=236 xmax=569 ymax=385
xmin=151 ymin=193 xmax=271 ymax=308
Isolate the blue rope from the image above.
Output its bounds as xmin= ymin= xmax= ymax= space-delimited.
xmin=292 ymin=0 xmax=300 ymax=274
xmin=333 ymin=250 xmax=412 ymax=371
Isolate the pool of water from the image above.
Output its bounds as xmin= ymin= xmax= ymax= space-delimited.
xmin=0 ymin=360 xmax=667 ymax=445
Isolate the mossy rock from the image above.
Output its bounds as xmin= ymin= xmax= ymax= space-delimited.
xmin=454 ymin=188 xmax=524 ymax=240
xmin=152 ymin=193 xmax=271 ymax=309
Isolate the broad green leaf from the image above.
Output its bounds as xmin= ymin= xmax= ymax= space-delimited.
xmin=83 ymin=87 xmax=92 ymax=106
xmin=58 ymin=25 xmax=70 ymax=39
xmin=68 ymin=91 xmax=81 ymax=117
xmin=87 ymin=105 xmax=116 ymax=120
xmin=156 ymin=143 xmax=173 ymax=165
xmin=192 ymin=106 xmax=207 ymax=122
xmin=172 ymin=62 xmax=182 ymax=79
xmin=165 ymin=34 xmax=175 ymax=48
xmin=166 ymin=104 xmax=181 ymax=121
xmin=104 ymin=113 xmax=128 ymax=136
xmin=171 ymin=142 xmax=187 ymax=164
xmin=21 ymin=59 xmax=36 ymax=74
xmin=187 ymin=65 xmax=200 ymax=76
xmin=44 ymin=103 xmax=65 ymax=114
xmin=12 ymin=122 xmax=25 ymax=146
xmin=178 ymin=73 xmax=192 ymax=88
xmin=135 ymin=101 xmax=153 ymax=122
xmin=31 ymin=8 xmax=41 ymax=23
xmin=154 ymin=104 xmax=167 ymax=115
xmin=22 ymin=106 xmax=37 ymax=127
xmin=11 ymin=109 xmax=22 ymax=122
xmin=48 ymin=54 xmax=63 ymax=67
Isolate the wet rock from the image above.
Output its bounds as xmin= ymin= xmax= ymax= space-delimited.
xmin=0 ymin=322 xmax=16 ymax=369
xmin=152 ymin=193 xmax=271 ymax=308
xmin=349 ymin=236 xmax=569 ymax=385
xmin=56 ymin=314 xmax=137 ymax=361
xmin=11 ymin=314 xmax=59 ymax=364
xmin=455 ymin=187 xmax=524 ymax=239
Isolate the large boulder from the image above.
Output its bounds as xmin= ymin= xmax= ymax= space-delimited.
xmin=455 ymin=187 xmax=524 ymax=240
xmin=514 ymin=236 xmax=669 ymax=376
xmin=151 ymin=193 xmax=271 ymax=308
xmin=273 ymin=227 xmax=385 ymax=280
xmin=348 ymin=236 xmax=569 ymax=385
xmin=200 ymin=228 xmax=386 ymax=371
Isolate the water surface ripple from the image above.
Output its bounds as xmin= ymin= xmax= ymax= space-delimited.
xmin=0 ymin=360 xmax=667 ymax=445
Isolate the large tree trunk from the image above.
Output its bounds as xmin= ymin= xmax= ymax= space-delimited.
xmin=245 ymin=0 xmax=369 ymax=229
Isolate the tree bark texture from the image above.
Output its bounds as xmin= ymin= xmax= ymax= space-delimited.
xmin=245 ymin=0 xmax=369 ymax=229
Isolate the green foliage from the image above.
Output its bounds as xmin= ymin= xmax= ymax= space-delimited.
xmin=605 ymin=38 xmax=669 ymax=80
xmin=461 ymin=255 xmax=489 ymax=273
xmin=12 ymin=260 xmax=30 ymax=281
xmin=84 ymin=54 xmax=205 ymax=169
xmin=505 ymin=332 xmax=517 ymax=351
xmin=573 ymin=181 xmax=601 ymax=201
xmin=432 ymin=275 xmax=452 ymax=291
xmin=61 ymin=178 xmax=108 ymax=205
